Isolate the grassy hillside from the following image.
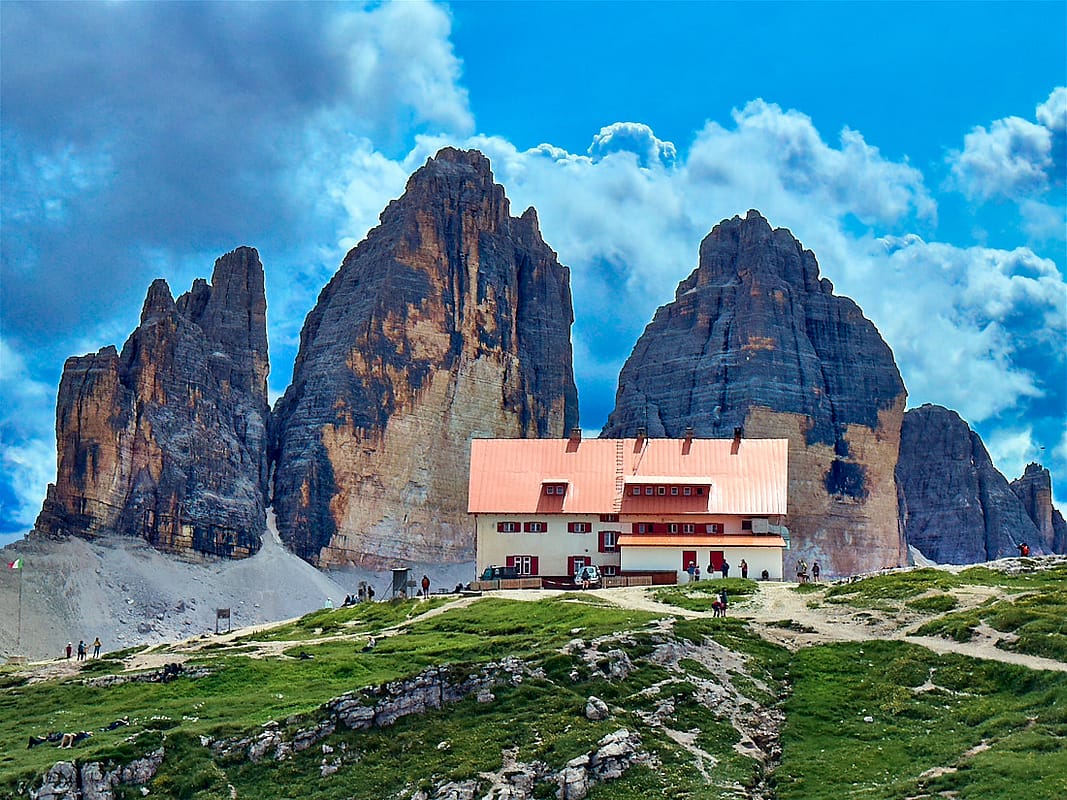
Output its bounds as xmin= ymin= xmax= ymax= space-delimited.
xmin=3 ymin=565 xmax=1066 ymax=799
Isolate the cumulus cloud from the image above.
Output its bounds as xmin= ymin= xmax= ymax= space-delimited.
xmin=588 ymin=122 xmax=677 ymax=167
xmin=949 ymin=87 xmax=1066 ymax=203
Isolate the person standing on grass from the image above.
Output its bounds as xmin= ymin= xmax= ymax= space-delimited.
xmin=77 ymin=640 xmax=86 ymax=661
xmin=720 ymin=559 xmax=730 ymax=579
xmin=740 ymin=559 xmax=748 ymax=579
xmin=421 ymin=574 xmax=430 ymax=598
xmin=92 ymin=637 xmax=101 ymax=658
xmin=65 ymin=642 xmax=72 ymax=660
xmin=812 ymin=561 xmax=821 ymax=582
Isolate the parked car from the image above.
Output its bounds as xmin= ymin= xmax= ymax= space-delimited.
xmin=480 ymin=565 xmax=520 ymax=581
xmin=573 ymin=564 xmax=602 ymax=588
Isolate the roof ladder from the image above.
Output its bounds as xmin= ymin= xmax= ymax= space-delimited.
xmin=613 ymin=439 xmax=625 ymax=513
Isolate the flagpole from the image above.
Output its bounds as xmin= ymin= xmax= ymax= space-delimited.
xmin=16 ymin=564 xmax=22 ymax=652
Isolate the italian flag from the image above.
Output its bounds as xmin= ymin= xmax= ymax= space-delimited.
xmin=6 ymin=559 xmax=22 ymax=570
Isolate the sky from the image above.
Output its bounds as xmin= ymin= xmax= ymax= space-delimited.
xmin=1 ymin=0 xmax=1065 ymax=547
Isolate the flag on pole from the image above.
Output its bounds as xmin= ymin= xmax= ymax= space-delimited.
xmin=6 ymin=559 xmax=22 ymax=569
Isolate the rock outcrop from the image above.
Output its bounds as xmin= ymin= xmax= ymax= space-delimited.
xmin=602 ymin=210 xmax=908 ymax=576
xmin=896 ymin=404 xmax=1046 ymax=563
xmin=271 ymin=148 xmax=579 ymax=567
xmin=33 ymin=248 xmax=269 ymax=558
xmin=1011 ymin=463 xmax=1067 ymax=555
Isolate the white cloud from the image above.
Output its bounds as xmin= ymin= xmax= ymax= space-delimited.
xmin=949 ymin=86 xmax=1066 ymax=203
xmin=985 ymin=426 xmax=1039 ymax=484
xmin=1036 ymin=87 xmax=1067 ymax=133
xmin=950 ymin=116 xmax=1052 ymax=200
xmin=589 ymin=122 xmax=677 ymax=167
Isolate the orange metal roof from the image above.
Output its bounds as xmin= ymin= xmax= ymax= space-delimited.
xmin=468 ymin=437 xmax=788 ymax=516
xmin=617 ymin=534 xmax=787 ymax=548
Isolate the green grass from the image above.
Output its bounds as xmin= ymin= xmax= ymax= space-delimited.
xmin=916 ymin=586 xmax=1067 ymax=662
xmin=905 ymin=592 xmax=959 ymax=613
xmin=777 ymin=640 xmax=1067 ymax=800
xmin=651 ymin=578 xmax=759 ymax=612
xmin=826 ymin=568 xmax=964 ymax=603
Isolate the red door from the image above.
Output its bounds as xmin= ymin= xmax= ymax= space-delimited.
xmin=708 ymin=551 xmax=725 ymax=572
xmin=682 ymin=550 xmax=697 ymax=572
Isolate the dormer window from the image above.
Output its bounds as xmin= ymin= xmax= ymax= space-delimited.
xmin=631 ymin=487 xmax=641 ymax=496
xmin=657 ymin=486 xmax=666 ymax=495
xmin=544 ymin=484 xmax=566 ymax=496
xmin=645 ymin=487 xmax=653 ymax=496
xmin=671 ymin=486 xmax=679 ymax=496
xmin=683 ymin=487 xmax=692 ymax=496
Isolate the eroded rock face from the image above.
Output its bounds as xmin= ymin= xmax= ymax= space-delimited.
xmin=271 ymin=148 xmax=578 ymax=566
xmin=602 ymin=210 xmax=907 ymax=575
xmin=34 ymin=248 xmax=269 ymax=558
xmin=1011 ymin=463 xmax=1067 ymax=555
xmin=896 ymin=404 xmax=1045 ymax=563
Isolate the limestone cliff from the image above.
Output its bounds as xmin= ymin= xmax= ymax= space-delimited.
xmin=1010 ymin=462 xmax=1067 ymax=555
xmin=34 ymin=247 xmax=269 ymax=557
xmin=896 ymin=405 xmax=1048 ymax=563
xmin=602 ymin=210 xmax=907 ymax=576
xmin=271 ymin=148 xmax=579 ymax=567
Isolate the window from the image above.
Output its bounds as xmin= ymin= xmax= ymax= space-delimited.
xmin=683 ymin=487 xmax=692 ymax=496
xmin=506 ymin=555 xmax=538 ymax=576
xmin=706 ymin=523 xmax=723 ymax=535
xmin=497 ymin=521 xmax=521 ymax=533
xmin=599 ymin=530 xmax=619 ymax=552
xmin=524 ymin=521 xmax=547 ymax=533
xmin=568 ymin=522 xmax=591 ymax=533
xmin=668 ymin=523 xmax=679 ymax=533
xmin=696 ymin=487 xmax=705 ymax=495
xmin=682 ymin=523 xmax=695 ymax=534
xmin=601 ymin=565 xmax=618 ymax=577
xmin=631 ymin=486 xmax=641 ymax=496
xmin=544 ymin=484 xmax=566 ymax=495
xmin=636 ymin=522 xmax=652 ymax=534
xmin=671 ymin=486 xmax=679 ymax=496
xmin=741 ymin=520 xmax=753 ymax=531
xmin=600 ymin=513 xmax=619 ymax=522
xmin=645 ymin=486 xmax=653 ymax=496
xmin=657 ymin=486 xmax=666 ymax=495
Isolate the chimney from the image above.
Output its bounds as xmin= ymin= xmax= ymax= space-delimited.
xmin=731 ymin=426 xmax=743 ymax=455
xmin=569 ymin=427 xmax=582 ymax=444
xmin=684 ymin=427 xmax=694 ymax=443
xmin=636 ymin=426 xmax=646 ymax=445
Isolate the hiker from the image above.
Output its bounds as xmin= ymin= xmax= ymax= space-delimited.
xmin=421 ymin=574 xmax=431 ymax=598
xmin=1018 ymin=542 xmax=1031 ymax=557
xmin=761 ymin=569 xmax=770 ymax=581
xmin=720 ymin=559 xmax=730 ymax=579
xmin=65 ymin=642 xmax=72 ymax=660
xmin=358 ymin=585 xmax=366 ymax=603
xmin=796 ymin=560 xmax=808 ymax=584
xmin=740 ymin=559 xmax=748 ymax=579
xmin=77 ymin=640 xmax=86 ymax=661
xmin=367 ymin=585 xmax=375 ymax=601
xmin=686 ymin=561 xmax=696 ymax=583
xmin=718 ymin=589 xmax=729 ymax=617
xmin=92 ymin=637 xmax=101 ymax=658
xmin=693 ymin=565 xmax=701 ymax=582
xmin=812 ymin=561 xmax=821 ymax=582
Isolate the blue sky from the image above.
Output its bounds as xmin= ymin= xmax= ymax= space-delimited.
xmin=2 ymin=1 xmax=1065 ymax=547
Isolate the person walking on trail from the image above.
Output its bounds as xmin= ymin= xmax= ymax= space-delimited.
xmin=740 ymin=559 xmax=748 ymax=579
xmin=77 ymin=640 xmax=86 ymax=661
xmin=812 ymin=561 xmax=821 ymax=582
xmin=421 ymin=574 xmax=430 ymax=598
xmin=92 ymin=637 xmax=101 ymax=658
xmin=65 ymin=642 xmax=72 ymax=660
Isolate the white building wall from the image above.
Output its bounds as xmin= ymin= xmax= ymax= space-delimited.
xmin=475 ymin=515 xmax=621 ymax=576
xmin=620 ymin=545 xmax=784 ymax=582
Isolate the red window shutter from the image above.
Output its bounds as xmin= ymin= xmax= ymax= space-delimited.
xmin=567 ymin=522 xmax=575 ymax=533
xmin=530 ymin=556 xmax=539 ymax=575
xmin=497 ymin=522 xmax=506 ymax=532
xmin=505 ymin=555 xmax=515 ymax=568
xmin=567 ymin=556 xmax=577 ymax=575
xmin=598 ymin=531 xmax=607 ymax=553
xmin=524 ymin=522 xmax=533 ymax=532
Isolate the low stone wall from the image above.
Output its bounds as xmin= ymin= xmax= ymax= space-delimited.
xmin=29 ymin=748 xmax=164 ymax=800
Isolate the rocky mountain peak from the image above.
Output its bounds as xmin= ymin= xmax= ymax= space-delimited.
xmin=1010 ymin=462 xmax=1067 ymax=554
xmin=896 ymin=404 xmax=1047 ymax=563
xmin=271 ymin=148 xmax=578 ymax=567
xmin=34 ymin=250 xmax=271 ymax=559
xmin=140 ymin=278 xmax=176 ymax=323
xmin=603 ymin=210 xmax=907 ymax=575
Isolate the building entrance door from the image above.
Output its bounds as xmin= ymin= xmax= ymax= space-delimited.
xmin=708 ymin=550 xmax=725 ymax=572
xmin=682 ymin=550 xmax=697 ymax=573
